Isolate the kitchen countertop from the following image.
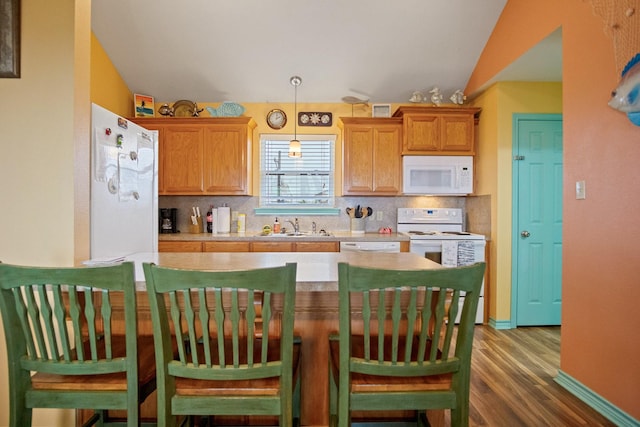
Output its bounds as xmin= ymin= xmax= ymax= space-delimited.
xmin=126 ymin=251 xmax=438 ymax=291
xmin=158 ymin=231 xmax=410 ymax=242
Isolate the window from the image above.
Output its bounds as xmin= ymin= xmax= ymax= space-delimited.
xmin=260 ymin=134 xmax=335 ymax=209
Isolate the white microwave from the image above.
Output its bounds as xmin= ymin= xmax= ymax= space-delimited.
xmin=403 ymin=155 xmax=473 ymax=195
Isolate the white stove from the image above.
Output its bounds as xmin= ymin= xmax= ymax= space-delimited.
xmin=397 ymin=208 xmax=486 ymax=323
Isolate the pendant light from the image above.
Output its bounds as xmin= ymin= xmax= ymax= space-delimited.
xmin=289 ymin=75 xmax=302 ymax=158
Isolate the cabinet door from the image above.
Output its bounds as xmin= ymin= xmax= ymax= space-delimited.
xmin=404 ymin=114 xmax=439 ymax=152
xmin=203 ymin=125 xmax=249 ymax=195
xmin=440 ymin=114 xmax=474 ymax=152
xmin=372 ymin=125 xmax=402 ymax=194
xmin=251 ymin=241 xmax=295 ymax=252
xmin=342 ymin=119 xmax=402 ymax=196
xmin=158 ymin=241 xmax=203 ymax=252
xmin=343 ymin=126 xmax=375 ymax=194
xmin=203 ymin=241 xmax=251 ymax=252
xmin=162 ymin=126 xmax=204 ymax=193
xmin=295 ymin=241 xmax=339 ymax=252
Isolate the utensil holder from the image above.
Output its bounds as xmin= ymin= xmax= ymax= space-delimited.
xmin=350 ymin=218 xmax=365 ymax=234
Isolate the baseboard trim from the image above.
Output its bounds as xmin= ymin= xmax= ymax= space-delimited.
xmin=488 ymin=318 xmax=512 ymax=329
xmin=555 ymin=370 xmax=639 ymax=426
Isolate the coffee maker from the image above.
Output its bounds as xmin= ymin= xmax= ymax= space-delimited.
xmin=159 ymin=208 xmax=178 ymax=234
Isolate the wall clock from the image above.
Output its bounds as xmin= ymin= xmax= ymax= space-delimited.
xmin=266 ymin=109 xmax=287 ymax=129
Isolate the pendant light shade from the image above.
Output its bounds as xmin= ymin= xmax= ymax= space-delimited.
xmin=289 ymin=75 xmax=302 ymax=158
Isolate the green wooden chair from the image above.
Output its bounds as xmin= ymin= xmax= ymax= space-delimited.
xmin=328 ymin=262 xmax=486 ymax=427
xmin=0 ymin=261 xmax=157 ymax=427
xmin=143 ymin=262 xmax=300 ymax=427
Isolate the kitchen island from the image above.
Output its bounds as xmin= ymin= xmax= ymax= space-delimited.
xmin=102 ymin=252 xmax=441 ymax=425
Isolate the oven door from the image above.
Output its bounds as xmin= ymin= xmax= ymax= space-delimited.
xmin=408 ymin=240 xmax=443 ymax=264
xmin=409 ymin=238 xmax=485 ymax=324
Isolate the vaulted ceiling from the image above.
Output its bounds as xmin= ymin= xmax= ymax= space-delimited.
xmin=91 ymin=0 xmax=562 ymax=105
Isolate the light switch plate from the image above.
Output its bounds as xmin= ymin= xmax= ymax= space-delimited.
xmin=576 ymin=181 xmax=586 ymax=200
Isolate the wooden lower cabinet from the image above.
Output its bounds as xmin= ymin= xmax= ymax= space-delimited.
xmin=203 ymin=241 xmax=251 ymax=252
xmin=295 ymin=241 xmax=339 ymax=252
xmin=159 ymin=240 xmax=340 ymax=253
xmin=158 ymin=240 xmax=203 ymax=252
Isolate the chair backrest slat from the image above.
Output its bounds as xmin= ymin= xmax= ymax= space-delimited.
xmin=24 ymin=287 xmax=48 ymax=360
xmin=170 ymin=291 xmax=187 ymax=365
xmin=261 ymin=291 xmax=272 ymax=365
xmin=83 ymin=287 xmax=100 ymax=362
xmin=214 ymin=289 xmax=226 ymax=367
xmin=362 ymin=290 xmax=371 ymax=360
xmin=230 ymin=288 xmax=241 ymax=368
xmin=404 ymin=287 xmax=418 ymax=363
xmin=197 ymin=288 xmax=212 ymax=367
xmin=51 ymin=287 xmax=72 ymax=362
xmin=246 ymin=289 xmax=256 ymax=367
xmin=101 ymin=289 xmax=113 ymax=360
xmin=67 ymin=288 xmax=84 ymax=362
xmin=37 ymin=285 xmax=60 ymax=361
xmin=182 ymin=289 xmax=199 ymax=366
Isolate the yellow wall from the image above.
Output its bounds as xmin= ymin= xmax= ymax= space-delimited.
xmin=467 ymin=0 xmax=640 ymax=419
xmin=472 ymin=82 xmax=562 ymax=322
xmin=90 ymin=32 xmax=132 ymax=117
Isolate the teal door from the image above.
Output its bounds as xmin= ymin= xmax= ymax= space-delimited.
xmin=512 ymin=114 xmax=563 ymax=326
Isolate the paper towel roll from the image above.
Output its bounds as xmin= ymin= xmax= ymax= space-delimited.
xmin=217 ymin=206 xmax=231 ymax=233
xmin=210 ymin=208 xmax=218 ymax=234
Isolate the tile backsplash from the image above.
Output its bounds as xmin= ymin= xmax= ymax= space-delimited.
xmin=160 ymin=195 xmax=490 ymax=237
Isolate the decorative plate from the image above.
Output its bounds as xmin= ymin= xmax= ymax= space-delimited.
xmin=299 ymin=112 xmax=332 ymax=126
xmin=172 ymin=100 xmax=196 ymax=117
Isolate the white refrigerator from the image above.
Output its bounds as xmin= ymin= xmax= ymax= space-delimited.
xmin=89 ymin=103 xmax=158 ymax=261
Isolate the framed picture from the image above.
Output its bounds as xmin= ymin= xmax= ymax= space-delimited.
xmin=0 ymin=0 xmax=21 ymax=78
xmin=372 ymin=104 xmax=391 ymax=118
xmin=134 ymin=94 xmax=155 ymax=117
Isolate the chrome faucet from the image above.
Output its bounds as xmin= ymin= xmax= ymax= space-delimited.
xmin=286 ymin=218 xmax=300 ymax=234
xmin=312 ymin=221 xmax=317 ymax=234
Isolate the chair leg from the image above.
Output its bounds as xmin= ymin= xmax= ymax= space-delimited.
xmin=328 ymin=354 xmax=337 ymax=427
xmin=10 ymin=407 xmax=32 ymax=427
xmin=293 ymin=373 xmax=301 ymax=427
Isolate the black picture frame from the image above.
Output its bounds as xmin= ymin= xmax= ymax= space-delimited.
xmin=0 ymin=0 xmax=21 ymax=78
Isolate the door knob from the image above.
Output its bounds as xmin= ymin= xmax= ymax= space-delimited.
xmin=521 ymin=230 xmax=530 ymax=238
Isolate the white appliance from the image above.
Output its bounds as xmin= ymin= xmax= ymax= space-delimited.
xmin=397 ymin=207 xmax=485 ymax=323
xmin=403 ymin=155 xmax=473 ymax=195
xmin=340 ymin=241 xmax=401 ymax=253
xmin=89 ymin=103 xmax=158 ymax=261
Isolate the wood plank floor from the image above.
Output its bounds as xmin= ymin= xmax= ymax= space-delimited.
xmin=451 ymin=325 xmax=616 ymax=427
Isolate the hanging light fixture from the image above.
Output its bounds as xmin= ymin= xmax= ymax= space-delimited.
xmin=288 ymin=75 xmax=302 ymax=158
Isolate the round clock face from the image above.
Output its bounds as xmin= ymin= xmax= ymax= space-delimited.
xmin=267 ymin=109 xmax=287 ymax=129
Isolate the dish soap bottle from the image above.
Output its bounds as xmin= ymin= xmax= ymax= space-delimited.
xmin=273 ymin=218 xmax=281 ymax=234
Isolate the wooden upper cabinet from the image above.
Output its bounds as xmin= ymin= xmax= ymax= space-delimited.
xmin=130 ymin=117 xmax=255 ymax=195
xmin=340 ymin=117 xmax=403 ymax=196
xmin=162 ymin=125 xmax=205 ymax=193
xmin=393 ymin=106 xmax=480 ymax=155
xmin=203 ymin=125 xmax=250 ymax=194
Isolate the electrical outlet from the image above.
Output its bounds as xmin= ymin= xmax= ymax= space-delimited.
xmin=576 ymin=181 xmax=586 ymax=200
xmin=376 ymin=211 xmax=384 ymax=221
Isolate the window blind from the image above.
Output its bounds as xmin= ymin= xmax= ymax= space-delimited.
xmin=260 ymin=135 xmax=335 ymax=207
